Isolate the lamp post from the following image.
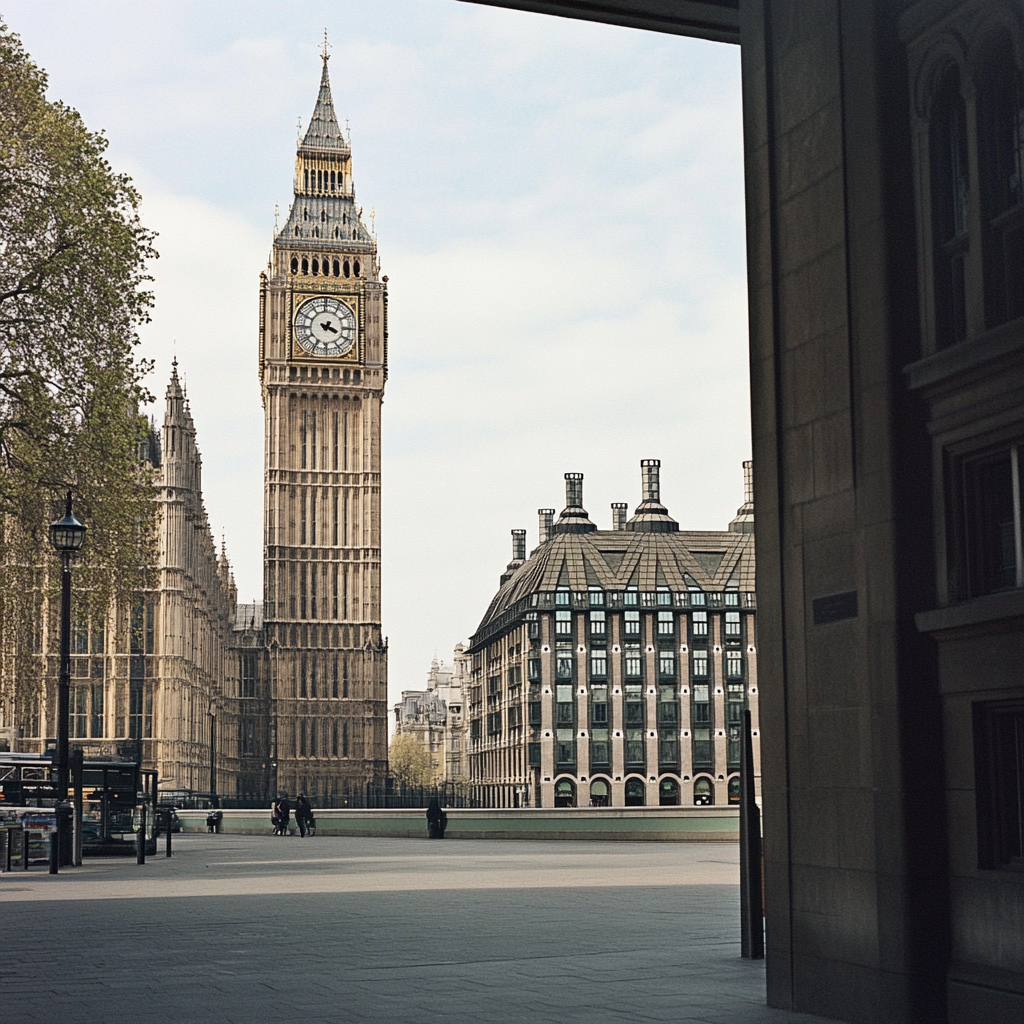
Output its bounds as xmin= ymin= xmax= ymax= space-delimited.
xmin=49 ymin=491 xmax=87 ymax=802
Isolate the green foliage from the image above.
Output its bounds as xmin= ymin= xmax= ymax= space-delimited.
xmin=388 ymin=732 xmax=436 ymax=788
xmin=0 ymin=22 xmax=159 ymax=707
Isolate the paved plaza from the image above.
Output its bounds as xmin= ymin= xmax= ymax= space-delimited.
xmin=1 ymin=835 xmax=834 ymax=1024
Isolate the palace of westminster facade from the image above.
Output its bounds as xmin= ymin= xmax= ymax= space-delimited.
xmin=2 ymin=54 xmax=389 ymax=805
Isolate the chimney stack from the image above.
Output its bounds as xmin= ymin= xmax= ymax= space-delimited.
xmin=565 ymin=472 xmax=584 ymax=509
xmin=500 ymin=528 xmax=528 ymax=586
xmin=729 ymin=459 xmax=755 ymax=533
xmin=538 ymin=509 xmax=555 ymax=545
xmin=554 ymin=472 xmax=596 ymax=534
xmin=626 ymin=458 xmax=678 ymax=533
xmin=641 ymin=459 xmax=661 ymax=503
xmin=611 ymin=503 xmax=628 ymax=531
xmin=511 ymin=529 xmax=526 ymax=562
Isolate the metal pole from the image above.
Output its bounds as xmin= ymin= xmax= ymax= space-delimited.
xmin=49 ymin=827 xmax=59 ymax=874
xmin=209 ymin=707 xmax=217 ymax=805
xmin=739 ymin=708 xmax=764 ymax=958
xmin=56 ymin=550 xmax=72 ymax=802
xmin=71 ymin=747 xmax=84 ymax=866
xmin=136 ymin=803 xmax=146 ymax=865
xmin=165 ymin=818 xmax=172 ymax=858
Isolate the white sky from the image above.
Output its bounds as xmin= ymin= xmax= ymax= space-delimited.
xmin=5 ymin=0 xmax=750 ymax=706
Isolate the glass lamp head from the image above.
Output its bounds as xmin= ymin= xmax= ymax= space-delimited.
xmin=49 ymin=492 xmax=86 ymax=553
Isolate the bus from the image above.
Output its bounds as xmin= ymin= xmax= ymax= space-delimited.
xmin=0 ymin=752 xmax=158 ymax=856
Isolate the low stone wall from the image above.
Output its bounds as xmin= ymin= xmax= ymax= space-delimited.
xmin=178 ymin=806 xmax=739 ymax=842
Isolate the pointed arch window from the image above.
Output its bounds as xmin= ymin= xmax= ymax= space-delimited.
xmin=978 ymin=36 xmax=1024 ymax=328
xmin=930 ymin=66 xmax=970 ymax=349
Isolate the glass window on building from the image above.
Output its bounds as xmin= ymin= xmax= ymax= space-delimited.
xmin=693 ymin=776 xmax=713 ymax=805
xmin=624 ymin=609 xmax=641 ymax=636
xmin=657 ymin=684 xmax=677 ymax=725
xmin=657 ymin=610 xmax=674 ymax=635
xmin=725 ymin=610 xmax=741 ymax=638
xmin=625 ymin=729 xmax=645 ymax=766
xmin=590 ymin=728 xmax=609 ymax=765
xmin=625 ymin=683 xmax=644 ymax=726
xmin=659 ymin=729 xmax=679 ymax=766
xmin=660 ymin=778 xmax=680 ymax=805
xmin=528 ymin=682 xmax=542 ymax=725
xmin=556 ymin=642 xmax=573 ymax=679
xmin=728 ymin=776 xmax=741 ymax=804
xmin=692 ymin=649 xmax=709 ymax=678
xmin=690 ymin=610 xmax=708 ymax=638
xmin=623 ymin=587 xmax=638 ymax=607
xmin=624 ymin=643 xmax=642 ymax=678
xmin=554 ymin=777 xmax=576 ymax=806
xmin=555 ymin=589 xmax=570 ymax=606
xmin=625 ymin=777 xmax=645 ymax=805
xmin=591 ymin=683 xmax=609 ymax=724
xmin=589 ymin=610 xmax=606 ymax=637
xmin=659 ymin=649 xmax=676 ymax=679
xmin=555 ymin=609 xmax=572 ymax=635
xmin=556 ymin=730 xmax=576 ymax=766
xmin=725 ymin=650 xmax=743 ymax=678
xmin=727 ymin=682 xmax=745 ymax=767
xmin=590 ymin=778 xmax=610 ymax=806
xmin=657 ymin=587 xmax=672 ymax=606
xmin=590 ymin=649 xmax=607 ymax=679
xmin=556 ymin=684 xmax=575 ymax=727
xmin=589 ymin=587 xmax=605 ymax=607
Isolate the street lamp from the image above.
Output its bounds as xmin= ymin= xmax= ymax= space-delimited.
xmin=49 ymin=491 xmax=87 ymax=802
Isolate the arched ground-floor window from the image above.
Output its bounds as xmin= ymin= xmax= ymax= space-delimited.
xmin=625 ymin=777 xmax=646 ymax=806
xmin=554 ymin=778 xmax=576 ymax=807
xmin=693 ymin=776 xmax=714 ymax=805
xmin=728 ymin=774 xmax=741 ymax=804
xmin=659 ymin=777 xmax=680 ymax=805
xmin=590 ymin=778 xmax=610 ymax=806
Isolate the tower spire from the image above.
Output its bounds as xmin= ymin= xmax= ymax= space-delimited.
xmin=301 ymin=43 xmax=347 ymax=153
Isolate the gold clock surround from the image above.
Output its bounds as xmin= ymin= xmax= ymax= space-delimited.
xmin=290 ymin=290 xmax=362 ymax=363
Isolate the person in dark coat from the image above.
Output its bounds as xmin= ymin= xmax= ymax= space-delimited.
xmin=426 ymin=796 xmax=447 ymax=839
xmin=295 ymin=793 xmax=313 ymax=838
xmin=277 ymin=794 xmax=291 ymax=836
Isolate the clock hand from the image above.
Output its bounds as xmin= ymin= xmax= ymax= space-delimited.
xmin=319 ymin=321 xmax=338 ymax=334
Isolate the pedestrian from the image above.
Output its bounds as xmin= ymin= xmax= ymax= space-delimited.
xmin=295 ymin=792 xmax=313 ymax=838
xmin=277 ymin=794 xmax=291 ymax=836
xmin=426 ymin=795 xmax=447 ymax=839
xmin=270 ymin=798 xmax=281 ymax=835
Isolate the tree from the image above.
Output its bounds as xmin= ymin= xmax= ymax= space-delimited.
xmin=389 ymin=733 xmax=436 ymax=788
xmin=0 ymin=22 xmax=158 ymax=707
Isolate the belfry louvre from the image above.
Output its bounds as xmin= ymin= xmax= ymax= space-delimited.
xmin=466 ymin=460 xmax=758 ymax=810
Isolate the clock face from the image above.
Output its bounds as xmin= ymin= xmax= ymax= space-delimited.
xmin=294 ymin=296 xmax=356 ymax=358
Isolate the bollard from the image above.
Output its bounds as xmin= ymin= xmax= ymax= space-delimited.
xmin=165 ymin=820 xmax=172 ymax=858
xmin=2 ymin=829 xmax=9 ymax=873
xmin=22 ymin=829 xmax=30 ymax=871
xmin=136 ymin=804 xmax=147 ymax=865
xmin=49 ymin=827 xmax=59 ymax=875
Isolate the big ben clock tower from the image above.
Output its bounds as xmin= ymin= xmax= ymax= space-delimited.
xmin=259 ymin=44 xmax=388 ymax=801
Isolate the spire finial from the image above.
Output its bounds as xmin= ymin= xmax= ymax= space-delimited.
xmin=321 ymin=28 xmax=331 ymax=64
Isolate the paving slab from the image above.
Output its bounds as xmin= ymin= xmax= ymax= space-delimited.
xmin=1 ymin=834 xmax=835 ymax=1024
